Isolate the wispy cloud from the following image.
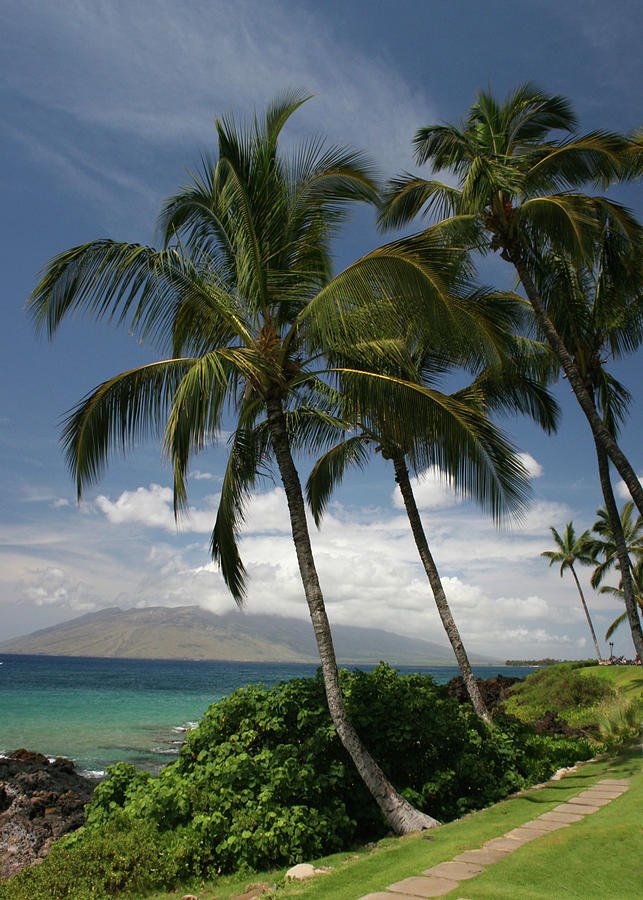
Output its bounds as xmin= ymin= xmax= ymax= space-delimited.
xmin=3 ymin=0 xmax=435 ymax=227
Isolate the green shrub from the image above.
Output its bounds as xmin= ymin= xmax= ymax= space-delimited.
xmin=506 ymin=663 xmax=614 ymax=724
xmin=3 ymin=665 xmax=594 ymax=898
xmin=0 ymin=819 xmax=189 ymax=900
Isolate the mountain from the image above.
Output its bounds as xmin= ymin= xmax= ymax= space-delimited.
xmin=0 ymin=606 xmax=493 ymax=664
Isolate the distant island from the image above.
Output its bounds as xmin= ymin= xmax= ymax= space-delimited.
xmin=505 ymin=658 xmax=573 ymax=667
xmin=0 ymin=605 xmax=496 ymax=665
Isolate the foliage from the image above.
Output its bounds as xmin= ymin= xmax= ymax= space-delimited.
xmin=0 ymin=818 xmax=193 ymax=900
xmin=597 ymin=697 xmax=641 ymax=745
xmin=504 ymin=662 xmax=615 ymax=727
xmin=3 ymin=666 xmax=595 ymax=899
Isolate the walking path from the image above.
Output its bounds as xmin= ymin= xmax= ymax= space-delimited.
xmin=356 ymin=778 xmax=631 ymax=899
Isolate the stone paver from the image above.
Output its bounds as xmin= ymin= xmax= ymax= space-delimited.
xmin=538 ymin=810 xmax=585 ymax=823
xmin=598 ymin=778 xmax=630 ymax=786
xmin=387 ymin=875 xmax=459 ymax=897
xmin=453 ymin=848 xmax=511 ymax=865
xmin=483 ymin=836 xmax=532 ymax=852
xmin=422 ymin=861 xmax=484 ymax=880
xmin=568 ymin=794 xmax=612 ymax=806
xmin=503 ymin=826 xmax=550 ymax=842
xmin=519 ymin=818 xmax=568 ymax=832
xmin=359 ymin=894 xmax=426 ymax=900
xmin=579 ymin=790 xmax=624 ymax=799
xmin=553 ymin=802 xmax=599 ymax=815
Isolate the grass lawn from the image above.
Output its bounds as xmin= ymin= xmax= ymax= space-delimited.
xmin=133 ymin=736 xmax=642 ymax=900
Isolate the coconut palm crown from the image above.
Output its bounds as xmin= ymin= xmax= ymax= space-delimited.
xmin=380 ymin=84 xmax=643 ymax=519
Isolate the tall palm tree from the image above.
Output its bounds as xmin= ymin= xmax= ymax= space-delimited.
xmin=380 ymin=84 xmax=643 ymax=519
xmin=541 ymin=523 xmax=602 ymax=661
xmin=529 ymin=218 xmax=643 ymax=657
xmin=307 ymin=343 xmax=557 ymax=724
xmin=27 ymin=93 xmax=495 ymax=832
xmin=590 ymin=501 xmax=643 ymax=590
xmin=600 ymin=559 xmax=643 ymax=642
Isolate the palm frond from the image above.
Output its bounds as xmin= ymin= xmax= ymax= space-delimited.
xmin=61 ymin=359 xmax=192 ymax=498
xmin=210 ymin=424 xmax=269 ymax=602
xmin=306 ymin=437 xmax=371 ymax=526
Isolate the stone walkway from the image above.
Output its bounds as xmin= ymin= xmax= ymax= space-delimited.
xmin=357 ymin=778 xmax=630 ymax=899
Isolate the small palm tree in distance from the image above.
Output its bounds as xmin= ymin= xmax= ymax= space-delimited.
xmin=542 ymin=522 xmax=602 ymax=660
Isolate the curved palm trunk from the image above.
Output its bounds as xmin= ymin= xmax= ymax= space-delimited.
xmin=568 ymin=563 xmax=602 ymax=662
xmin=265 ymin=397 xmax=439 ymax=833
xmin=508 ymin=251 xmax=643 ymax=519
xmin=594 ymin=437 xmax=643 ymax=659
xmin=392 ymin=453 xmax=492 ymax=724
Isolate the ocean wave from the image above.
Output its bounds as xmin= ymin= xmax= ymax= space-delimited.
xmin=150 ymin=747 xmax=180 ymax=755
xmin=80 ymin=769 xmax=106 ymax=778
xmin=171 ymin=721 xmax=198 ymax=733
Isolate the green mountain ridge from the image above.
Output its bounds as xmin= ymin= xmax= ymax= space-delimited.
xmin=0 ymin=605 xmax=495 ymax=664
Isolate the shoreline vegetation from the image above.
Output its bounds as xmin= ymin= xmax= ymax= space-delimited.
xmin=2 ymin=662 xmax=641 ymax=899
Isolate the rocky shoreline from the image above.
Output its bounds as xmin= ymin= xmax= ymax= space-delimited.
xmin=0 ymin=750 xmax=97 ymax=880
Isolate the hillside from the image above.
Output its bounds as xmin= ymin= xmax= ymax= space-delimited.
xmin=0 ymin=606 xmax=492 ymax=664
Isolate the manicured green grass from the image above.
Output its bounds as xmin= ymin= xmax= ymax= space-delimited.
xmin=435 ymin=742 xmax=642 ymax=899
xmin=131 ymin=740 xmax=641 ymax=900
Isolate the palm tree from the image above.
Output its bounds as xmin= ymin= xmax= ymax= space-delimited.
xmin=590 ymin=501 xmax=643 ymax=590
xmin=27 ymin=93 xmax=488 ymax=832
xmin=307 ymin=343 xmax=557 ymax=724
xmin=600 ymin=559 xmax=643 ymax=642
xmin=380 ymin=84 xmax=643 ymax=519
xmin=529 ymin=218 xmax=643 ymax=657
xmin=541 ymin=523 xmax=602 ymax=661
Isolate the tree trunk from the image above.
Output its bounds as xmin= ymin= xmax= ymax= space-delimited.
xmin=568 ymin=564 xmax=602 ymax=662
xmin=594 ymin=437 xmax=643 ymax=659
xmin=265 ymin=396 xmax=440 ymax=832
xmin=392 ymin=453 xmax=493 ymax=724
xmin=508 ymin=250 xmax=643 ymax=519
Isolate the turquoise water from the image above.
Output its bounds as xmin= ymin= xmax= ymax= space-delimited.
xmin=0 ymin=655 xmax=533 ymax=775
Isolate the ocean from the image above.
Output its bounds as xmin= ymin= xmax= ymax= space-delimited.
xmin=0 ymin=655 xmax=534 ymax=776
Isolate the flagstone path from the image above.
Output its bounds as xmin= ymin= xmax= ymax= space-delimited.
xmin=356 ymin=778 xmax=630 ymax=900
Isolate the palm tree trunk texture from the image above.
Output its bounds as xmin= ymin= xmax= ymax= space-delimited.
xmin=568 ymin=564 xmax=603 ymax=662
xmin=265 ymin=397 xmax=440 ymax=833
xmin=508 ymin=251 xmax=643 ymax=519
xmin=594 ymin=437 xmax=643 ymax=659
xmin=392 ymin=454 xmax=493 ymax=724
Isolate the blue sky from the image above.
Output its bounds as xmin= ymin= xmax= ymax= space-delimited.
xmin=1 ymin=0 xmax=642 ymax=659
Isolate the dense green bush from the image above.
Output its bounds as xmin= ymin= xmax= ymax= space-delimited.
xmin=2 ymin=665 xmax=594 ymax=899
xmin=506 ymin=663 xmax=615 ymax=724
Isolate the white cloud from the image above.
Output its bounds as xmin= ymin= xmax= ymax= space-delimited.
xmin=517 ymin=452 xmax=543 ymax=479
xmin=392 ymin=466 xmax=461 ymax=511
xmin=21 ymin=567 xmax=100 ymax=614
xmin=95 ymin=483 xmax=221 ymax=533
xmin=615 ymin=475 xmax=643 ymax=500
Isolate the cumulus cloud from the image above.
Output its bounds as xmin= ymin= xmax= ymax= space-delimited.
xmin=392 ymin=466 xmax=461 ymax=512
xmin=95 ymin=484 xmax=220 ymax=533
xmin=21 ymin=566 xmax=100 ymax=614
xmin=517 ymin=452 xmax=543 ymax=479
